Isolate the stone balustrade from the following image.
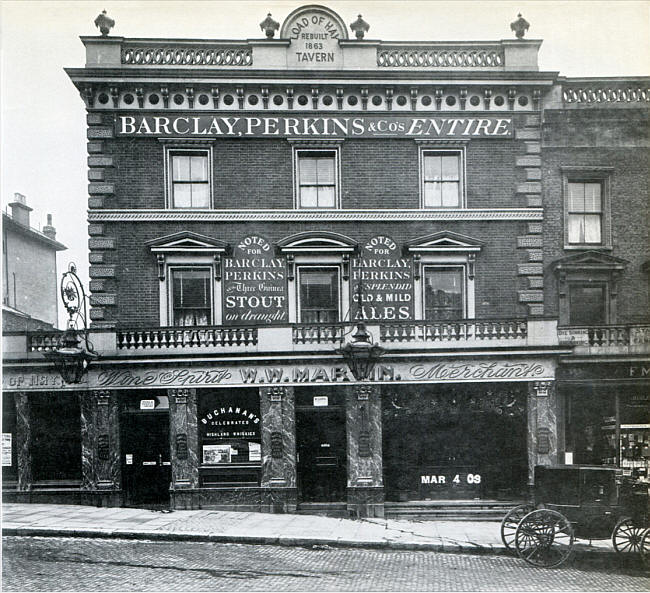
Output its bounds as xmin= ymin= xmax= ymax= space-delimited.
xmin=377 ymin=45 xmax=504 ymax=68
xmin=292 ymin=323 xmax=346 ymax=345
xmin=121 ymin=42 xmax=253 ymax=66
xmin=562 ymin=80 xmax=650 ymax=106
xmin=116 ymin=326 xmax=258 ymax=349
xmin=558 ymin=324 xmax=650 ymax=347
xmin=380 ymin=319 xmax=528 ymax=343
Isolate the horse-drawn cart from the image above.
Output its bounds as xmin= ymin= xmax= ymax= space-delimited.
xmin=500 ymin=465 xmax=649 ymax=568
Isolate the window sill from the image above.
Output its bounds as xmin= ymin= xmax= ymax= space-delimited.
xmin=563 ymin=244 xmax=612 ymax=251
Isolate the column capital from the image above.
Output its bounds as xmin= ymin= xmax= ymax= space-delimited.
xmin=92 ymin=390 xmax=111 ymax=405
xmin=169 ymin=388 xmax=195 ymax=404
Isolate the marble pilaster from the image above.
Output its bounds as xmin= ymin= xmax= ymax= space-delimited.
xmin=13 ymin=392 xmax=31 ymax=491
xmin=527 ymin=380 xmax=559 ymax=484
xmin=168 ymin=388 xmax=199 ymax=491
xmin=346 ymin=385 xmax=384 ymax=517
xmin=260 ymin=386 xmax=296 ymax=490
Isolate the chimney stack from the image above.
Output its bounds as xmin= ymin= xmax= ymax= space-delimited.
xmin=42 ymin=213 xmax=57 ymax=240
xmin=8 ymin=193 xmax=32 ymax=227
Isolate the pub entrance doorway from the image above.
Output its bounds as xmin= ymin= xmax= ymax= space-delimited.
xmin=295 ymin=387 xmax=347 ymax=503
xmin=121 ymin=394 xmax=171 ymax=508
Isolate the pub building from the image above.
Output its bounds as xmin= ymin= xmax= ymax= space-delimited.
xmin=3 ymin=6 xmax=648 ymax=517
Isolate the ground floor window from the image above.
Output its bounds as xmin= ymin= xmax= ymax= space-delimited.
xmin=31 ymin=392 xmax=81 ymax=482
xmin=2 ymin=393 xmax=17 ymax=482
xmin=382 ymin=384 xmax=528 ymax=501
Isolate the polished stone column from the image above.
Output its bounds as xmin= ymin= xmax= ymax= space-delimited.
xmin=346 ymin=384 xmax=384 ymax=518
xmin=13 ymin=392 xmax=31 ymax=491
xmin=80 ymin=390 xmax=121 ymax=504
xmin=168 ymin=388 xmax=199 ymax=508
xmin=527 ymin=380 xmax=558 ymax=484
xmin=260 ymin=386 xmax=297 ymax=512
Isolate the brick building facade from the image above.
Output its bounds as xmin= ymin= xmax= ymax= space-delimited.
xmin=3 ymin=5 xmax=648 ymax=516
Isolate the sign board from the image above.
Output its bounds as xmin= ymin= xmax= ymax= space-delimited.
xmin=351 ymin=235 xmax=413 ymax=321
xmin=139 ymin=399 xmax=155 ymax=410
xmin=203 ymin=444 xmax=232 ymax=464
xmin=116 ymin=115 xmax=514 ymax=139
xmin=223 ymin=235 xmax=288 ymax=325
xmin=2 ymin=433 xmax=12 ymax=466
xmin=313 ymin=396 xmax=329 ymax=407
xmin=125 ymin=454 xmax=133 ymax=465
xmin=282 ymin=6 xmax=346 ymax=69
xmin=420 ymin=469 xmax=482 ymax=498
xmin=249 ymin=442 xmax=261 ymax=461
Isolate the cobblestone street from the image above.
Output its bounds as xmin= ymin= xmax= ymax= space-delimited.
xmin=3 ymin=536 xmax=649 ymax=592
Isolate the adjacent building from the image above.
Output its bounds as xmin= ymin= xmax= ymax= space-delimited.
xmin=3 ymin=5 xmax=648 ymax=516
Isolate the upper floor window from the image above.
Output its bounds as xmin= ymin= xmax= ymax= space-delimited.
xmin=298 ymin=266 xmax=340 ymax=323
xmin=168 ymin=150 xmax=211 ymax=208
xmin=421 ymin=150 xmax=464 ymax=208
xmin=295 ymin=149 xmax=338 ymax=209
xmin=424 ymin=266 xmax=465 ymax=320
xmin=567 ymin=182 xmax=602 ymax=245
xmin=171 ymin=267 xmax=212 ymax=326
xmin=569 ymin=283 xmax=607 ymax=325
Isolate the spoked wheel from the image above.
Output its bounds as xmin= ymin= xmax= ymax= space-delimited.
xmin=612 ymin=517 xmax=646 ymax=555
xmin=515 ymin=509 xmax=574 ymax=568
xmin=500 ymin=504 xmax=534 ymax=552
xmin=641 ymin=529 xmax=650 ymax=567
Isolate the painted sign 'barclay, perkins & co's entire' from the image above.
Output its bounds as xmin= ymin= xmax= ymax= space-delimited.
xmin=117 ymin=115 xmax=513 ymax=139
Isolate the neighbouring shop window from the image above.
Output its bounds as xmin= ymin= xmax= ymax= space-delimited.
xmin=567 ymin=181 xmax=602 ymax=245
xmin=198 ymin=389 xmax=261 ymax=465
xmin=424 ymin=267 xmax=464 ymax=320
xmin=31 ymin=392 xmax=81 ymax=482
xmin=569 ymin=284 xmax=606 ymax=325
xmin=2 ymin=393 xmax=17 ymax=481
xmin=298 ymin=267 xmax=340 ymax=323
xmin=171 ymin=268 xmax=212 ymax=326
xmin=296 ymin=150 xmax=338 ymax=208
xmin=169 ymin=150 xmax=210 ymax=208
xmin=421 ymin=150 xmax=463 ymax=208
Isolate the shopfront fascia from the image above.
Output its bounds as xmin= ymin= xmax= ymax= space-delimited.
xmin=557 ymin=359 xmax=650 ymax=480
xmin=3 ymin=354 xmax=560 ymax=514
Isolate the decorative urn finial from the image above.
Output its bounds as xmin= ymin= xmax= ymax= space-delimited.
xmin=510 ymin=13 xmax=530 ymax=39
xmin=350 ymin=14 xmax=370 ymax=40
xmin=260 ymin=13 xmax=280 ymax=38
xmin=94 ymin=10 xmax=115 ymax=36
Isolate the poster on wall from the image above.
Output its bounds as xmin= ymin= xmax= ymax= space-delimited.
xmin=2 ymin=433 xmax=12 ymax=466
xmin=351 ymin=235 xmax=414 ymax=321
xmin=248 ymin=442 xmax=261 ymax=461
xmin=203 ymin=444 xmax=232 ymax=464
xmin=222 ymin=235 xmax=288 ymax=325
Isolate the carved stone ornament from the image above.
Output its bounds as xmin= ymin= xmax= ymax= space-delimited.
xmin=510 ymin=13 xmax=530 ymax=39
xmin=260 ymin=13 xmax=280 ymax=38
xmin=94 ymin=10 xmax=115 ymax=37
xmin=350 ymin=15 xmax=370 ymax=40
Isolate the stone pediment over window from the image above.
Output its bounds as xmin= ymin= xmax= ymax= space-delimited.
xmin=145 ymin=231 xmax=229 ymax=255
xmin=276 ymin=231 xmax=357 ymax=254
xmin=404 ymin=231 xmax=484 ymax=253
xmin=550 ymin=250 xmax=628 ymax=273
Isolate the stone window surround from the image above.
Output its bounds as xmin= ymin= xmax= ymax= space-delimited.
xmin=561 ymin=166 xmax=614 ymax=251
xmin=289 ymin=139 xmax=343 ymax=210
xmin=417 ymin=141 xmax=468 ymax=210
xmin=161 ymin=140 xmax=214 ymax=210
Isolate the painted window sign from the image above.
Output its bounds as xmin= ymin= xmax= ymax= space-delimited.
xmin=2 ymin=433 xmax=12 ymax=467
xmin=117 ymin=115 xmax=513 ymax=139
xmin=222 ymin=235 xmax=288 ymax=325
xmin=352 ymin=235 xmax=413 ymax=321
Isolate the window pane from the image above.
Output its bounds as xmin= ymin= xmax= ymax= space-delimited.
xmin=568 ymin=183 xmax=585 ymax=211
xmin=441 ymin=182 xmax=460 ymax=207
xmin=424 ymin=155 xmax=442 ymax=181
xmin=190 ymin=184 xmax=210 ymax=208
xmin=317 ymin=158 xmax=335 ymax=183
xmin=568 ymin=215 xmax=584 ymax=243
xmin=441 ymin=155 xmax=459 ymax=180
xmin=569 ymin=285 xmax=606 ymax=325
xmin=583 ymin=214 xmax=602 ymax=243
xmin=172 ymin=155 xmax=190 ymax=181
xmin=172 ymin=269 xmax=211 ymax=326
xmin=317 ymin=186 xmax=335 ymax=208
xmin=584 ymin=183 xmax=602 ymax=212
xmin=299 ymin=158 xmax=318 ymax=184
xmin=300 ymin=186 xmax=318 ymax=208
xmin=424 ymin=268 xmax=463 ymax=320
xmin=190 ymin=155 xmax=208 ymax=181
xmin=299 ymin=268 xmax=339 ymax=322
xmin=424 ymin=183 xmax=442 ymax=207
xmin=173 ymin=184 xmax=192 ymax=208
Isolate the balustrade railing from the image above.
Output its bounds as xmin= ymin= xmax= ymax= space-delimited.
xmin=380 ymin=320 xmax=527 ymax=343
xmin=292 ymin=324 xmax=346 ymax=345
xmin=558 ymin=324 xmax=650 ymax=347
xmin=117 ymin=326 xmax=257 ymax=349
xmin=562 ymin=83 xmax=650 ymax=105
xmin=27 ymin=331 xmax=65 ymax=352
xmin=377 ymin=46 xmax=503 ymax=68
xmin=121 ymin=42 xmax=253 ymax=66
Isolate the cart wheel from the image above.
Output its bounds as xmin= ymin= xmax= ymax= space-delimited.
xmin=500 ymin=504 xmax=534 ymax=552
xmin=641 ymin=529 xmax=649 ymax=567
xmin=515 ymin=509 xmax=574 ymax=568
xmin=612 ymin=517 xmax=646 ymax=555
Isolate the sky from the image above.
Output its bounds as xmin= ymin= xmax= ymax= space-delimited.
xmin=1 ymin=0 xmax=649 ymax=327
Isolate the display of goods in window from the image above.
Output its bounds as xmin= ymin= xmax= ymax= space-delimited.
xmin=222 ymin=235 xmax=288 ymax=325
xmin=351 ymin=235 xmax=414 ymax=321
